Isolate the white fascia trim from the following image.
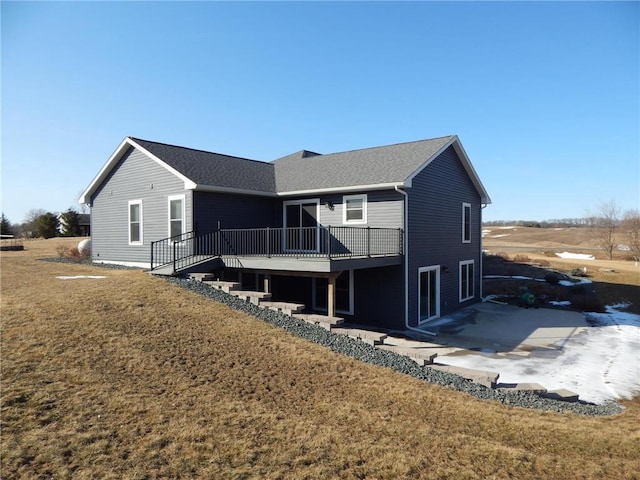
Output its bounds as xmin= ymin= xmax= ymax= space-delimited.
xmin=79 ymin=137 xmax=131 ymax=204
xmin=277 ymin=182 xmax=403 ymax=197
xmin=128 ymin=138 xmax=197 ymax=190
xmin=93 ymin=260 xmax=150 ymax=269
xmin=403 ymin=136 xmax=492 ymax=205
xmin=79 ymin=137 xmax=198 ymax=205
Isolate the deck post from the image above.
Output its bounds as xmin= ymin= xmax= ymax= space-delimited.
xmin=327 ymin=274 xmax=336 ymax=318
xmin=263 ymin=274 xmax=271 ymax=293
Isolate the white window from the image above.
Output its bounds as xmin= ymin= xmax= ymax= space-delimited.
xmin=313 ymin=270 xmax=354 ymax=315
xmin=462 ymin=203 xmax=471 ymax=243
xmin=168 ymin=194 xmax=186 ymax=238
xmin=128 ymin=200 xmax=143 ymax=245
xmin=459 ymin=260 xmax=475 ymax=302
xmin=343 ymin=194 xmax=367 ymax=224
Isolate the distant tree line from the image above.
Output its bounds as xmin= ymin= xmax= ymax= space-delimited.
xmin=1 ymin=208 xmax=83 ymax=239
xmin=483 ymin=218 xmax=592 ymax=228
xmin=484 ymin=200 xmax=640 ymax=262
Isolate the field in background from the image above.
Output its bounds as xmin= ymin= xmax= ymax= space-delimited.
xmin=483 ymin=226 xmax=640 ymax=313
xmin=2 ymin=238 xmax=639 ymax=479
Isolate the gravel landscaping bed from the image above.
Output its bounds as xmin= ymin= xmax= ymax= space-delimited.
xmin=167 ymin=277 xmax=623 ymax=416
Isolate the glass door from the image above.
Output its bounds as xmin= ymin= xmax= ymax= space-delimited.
xmin=419 ymin=266 xmax=440 ymax=323
xmin=284 ymin=200 xmax=319 ymax=252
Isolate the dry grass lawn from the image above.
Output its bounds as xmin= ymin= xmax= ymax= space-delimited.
xmin=2 ymin=238 xmax=640 ymax=479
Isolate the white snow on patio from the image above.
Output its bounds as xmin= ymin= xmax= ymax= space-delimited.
xmin=439 ymin=305 xmax=640 ymax=404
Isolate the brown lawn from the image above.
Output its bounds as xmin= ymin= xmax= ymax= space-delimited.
xmin=2 ymin=238 xmax=639 ymax=479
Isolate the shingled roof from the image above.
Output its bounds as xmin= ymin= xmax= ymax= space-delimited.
xmin=80 ymin=135 xmax=490 ymax=204
xmin=272 ymin=136 xmax=455 ymax=193
xmin=131 ymin=138 xmax=276 ymax=193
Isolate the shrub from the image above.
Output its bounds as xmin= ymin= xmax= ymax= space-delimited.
xmin=56 ymin=245 xmax=70 ymax=258
xmin=538 ymin=259 xmax=551 ymax=267
xmin=545 ymin=274 xmax=560 ymax=285
xmin=571 ymin=294 xmax=605 ymax=313
xmin=513 ymin=254 xmax=531 ymax=263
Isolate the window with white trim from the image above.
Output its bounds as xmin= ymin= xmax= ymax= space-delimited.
xmin=343 ymin=194 xmax=367 ymax=224
xmin=168 ymin=194 xmax=186 ymax=238
xmin=128 ymin=200 xmax=143 ymax=245
xmin=459 ymin=260 xmax=475 ymax=302
xmin=462 ymin=203 xmax=471 ymax=243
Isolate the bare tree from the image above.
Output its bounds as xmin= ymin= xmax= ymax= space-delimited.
xmin=589 ymin=199 xmax=621 ymax=260
xmin=622 ymin=209 xmax=640 ymax=265
xmin=20 ymin=208 xmax=47 ymax=238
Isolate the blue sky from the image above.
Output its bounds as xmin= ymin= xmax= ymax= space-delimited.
xmin=2 ymin=1 xmax=638 ymax=224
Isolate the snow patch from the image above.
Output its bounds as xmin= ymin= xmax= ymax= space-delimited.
xmin=556 ymin=251 xmax=595 ymax=260
xmin=56 ymin=275 xmax=107 ymax=280
xmin=440 ymin=305 xmax=640 ymax=404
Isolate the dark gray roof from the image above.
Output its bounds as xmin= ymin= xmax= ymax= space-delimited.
xmin=131 ymin=137 xmax=276 ymax=193
xmin=272 ymin=136 xmax=455 ymax=192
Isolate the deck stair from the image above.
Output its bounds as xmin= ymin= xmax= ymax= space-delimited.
xmin=332 ymin=327 xmax=388 ymax=346
xmin=228 ymin=290 xmax=272 ymax=305
xmin=378 ymin=344 xmax=438 ymax=365
xmin=427 ymin=364 xmax=500 ymax=388
xmin=189 ymin=273 xmax=216 ymax=282
xmin=200 ymin=280 xmax=241 ymax=293
xmin=293 ymin=313 xmax=344 ymax=330
xmin=260 ymin=301 xmax=305 ymax=316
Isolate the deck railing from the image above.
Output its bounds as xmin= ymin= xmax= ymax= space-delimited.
xmin=151 ymin=226 xmax=403 ymax=271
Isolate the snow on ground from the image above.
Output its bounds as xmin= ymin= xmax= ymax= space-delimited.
xmin=56 ymin=275 xmax=107 ymax=280
xmin=556 ymin=251 xmax=595 ymax=260
xmin=440 ymin=305 xmax=640 ymax=404
xmin=484 ymin=274 xmax=592 ymax=286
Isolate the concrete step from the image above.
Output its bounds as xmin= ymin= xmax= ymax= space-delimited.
xmin=202 ymin=280 xmax=241 ymax=293
xmin=260 ymin=301 xmax=305 ymax=315
xmin=230 ymin=290 xmax=272 ymax=305
xmin=332 ymin=327 xmax=387 ymax=346
xmin=541 ymin=388 xmax=579 ymax=402
xmin=189 ymin=273 xmax=215 ymax=282
xmin=378 ymin=345 xmax=438 ymax=365
xmin=497 ymin=382 xmax=547 ymax=394
xmin=293 ymin=313 xmax=344 ymax=331
xmin=428 ymin=363 xmax=500 ymax=388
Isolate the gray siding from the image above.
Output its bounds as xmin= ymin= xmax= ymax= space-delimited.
xmin=316 ymin=190 xmax=403 ymax=229
xmin=193 ymin=191 xmax=279 ymax=234
xmin=90 ymin=147 xmax=192 ymax=265
xmin=406 ymin=145 xmax=483 ymax=327
xmin=353 ymin=266 xmax=404 ymax=329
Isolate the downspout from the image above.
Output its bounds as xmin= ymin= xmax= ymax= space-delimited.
xmin=395 ymin=185 xmax=436 ymax=337
xmin=480 ymin=203 xmax=488 ymax=300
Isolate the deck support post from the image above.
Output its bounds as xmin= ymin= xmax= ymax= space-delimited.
xmin=263 ymin=274 xmax=271 ymax=293
xmin=327 ymin=274 xmax=337 ymax=318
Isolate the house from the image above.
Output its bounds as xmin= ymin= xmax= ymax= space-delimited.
xmin=79 ymin=135 xmax=490 ymax=331
xmin=78 ymin=214 xmax=91 ymax=237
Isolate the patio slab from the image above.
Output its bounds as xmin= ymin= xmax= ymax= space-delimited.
xmin=415 ymin=302 xmax=589 ymax=357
